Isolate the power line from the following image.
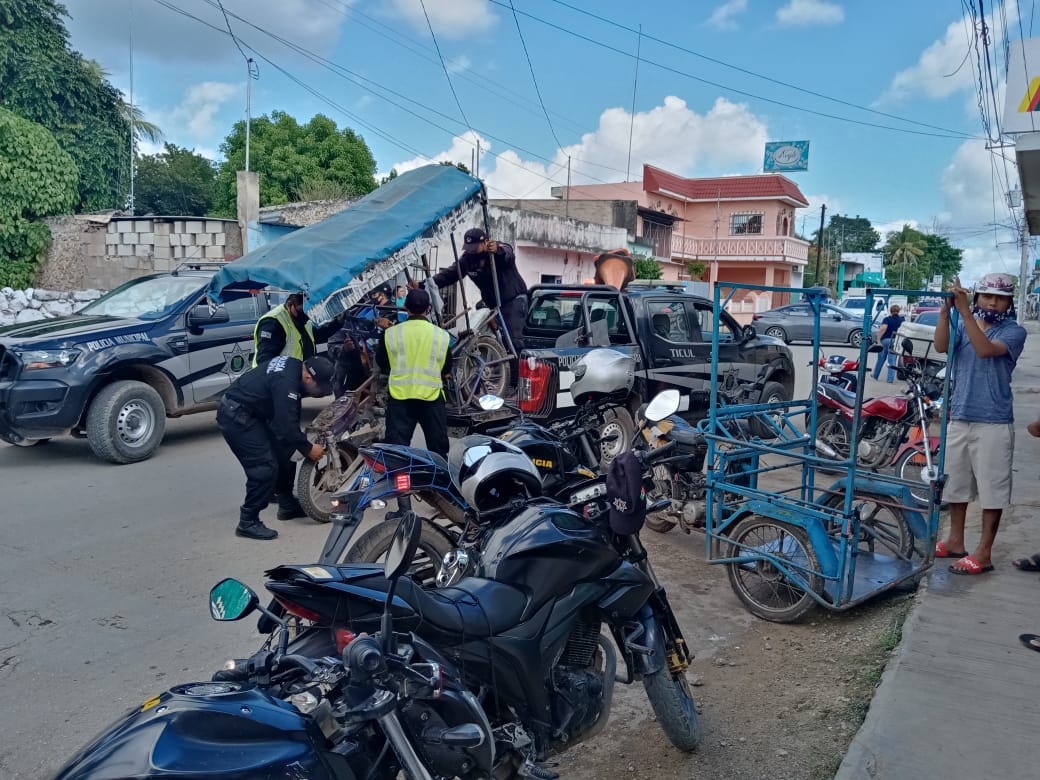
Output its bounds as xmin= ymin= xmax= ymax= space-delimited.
xmin=532 ymin=0 xmax=980 ymax=140
xmin=507 ymin=0 xmax=564 ymax=151
xmin=417 ymin=0 xmax=474 ymax=149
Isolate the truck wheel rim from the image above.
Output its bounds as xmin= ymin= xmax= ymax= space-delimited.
xmin=116 ymin=400 xmax=155 ymax=447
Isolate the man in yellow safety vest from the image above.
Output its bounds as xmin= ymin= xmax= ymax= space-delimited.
xmin=253 ymin=293 xmax=316 ymax=367
xmin=375 ymin=288 xmax=452 ymax=461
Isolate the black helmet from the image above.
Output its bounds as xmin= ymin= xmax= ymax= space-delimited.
xmin=452 ymin=435 xmax=541 ymax=515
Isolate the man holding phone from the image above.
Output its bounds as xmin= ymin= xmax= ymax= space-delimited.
xmin=933 ymin=273 xmax=1026 ymax=574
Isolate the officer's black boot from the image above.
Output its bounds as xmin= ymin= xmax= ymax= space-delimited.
xmin=236 ymin=511 xmax=278 ymax=540
xmin=276 ymin=495 xmax=307 ymax=521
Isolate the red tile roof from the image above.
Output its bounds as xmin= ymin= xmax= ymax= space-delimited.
xmin=643 ymin=164 xmax=809 ymax=207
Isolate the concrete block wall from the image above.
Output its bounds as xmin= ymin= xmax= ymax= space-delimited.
xmin=39 ymin=216 xmax=244 ymax=290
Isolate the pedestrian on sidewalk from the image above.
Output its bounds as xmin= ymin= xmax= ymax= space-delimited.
xmin=872 ymin=304 xmax=905 ymax=382
xmin=1010 ymin=413 xmax=1040 ymax=573
xmin=933 ymin=273 xmax=1027 ymax=575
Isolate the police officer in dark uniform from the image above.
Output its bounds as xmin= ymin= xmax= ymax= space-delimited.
xmin=430 ymin=228 xmax=528 ymax=385
xmin=217 ymin=355 xmax=333 ymax=540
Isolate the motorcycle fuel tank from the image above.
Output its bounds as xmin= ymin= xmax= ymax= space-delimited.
xmin=860 ymin=395 xmax=910 ymax=421
xmin=476 ymin=503 xmax=620 ymax=600
xmin=52 ymin=684 xmax=344 ymax=780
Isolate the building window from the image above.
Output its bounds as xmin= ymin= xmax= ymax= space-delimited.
xmin=540 ymin=274 xmax=562 ymax=284
xmin=730 ymin=213 xmax=763 ymax=235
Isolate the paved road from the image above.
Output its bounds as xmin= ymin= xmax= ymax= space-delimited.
xmin=0 ymin=341 xmax=882 ymax=778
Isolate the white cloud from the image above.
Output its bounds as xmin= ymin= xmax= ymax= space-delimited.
xmin=65 ymin=0 xmax=350 ymax=70
xmin=488 ymin=96 xmax=769 ymax=198
xmin=880 ymin=17 xmax=977 ymax=102
xmin=707 ymin=0 xmax=748 ymax=30
xmin=140 ymin=82 xmax=239 ymax=155
xmin=386 ymin=0 xmax=495 ymax=38
xmin=775 ymin=0 xmax=844 ymax=27
xmin=447 ymin=54 xmax=472 ymax=75
xmin=390 ymin=130 xmax=487 ymax=176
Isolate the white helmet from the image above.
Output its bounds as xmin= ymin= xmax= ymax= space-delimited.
xmin=974 ymin=273 xmax=1015 ymax=297
xmin=453 ymin=436 xmax=542 ymax=516
xmin=570 ymin=349 xmax=635 ymax=405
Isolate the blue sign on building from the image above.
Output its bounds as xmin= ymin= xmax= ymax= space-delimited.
xmin=764 ymin=141 xmax=810 ymax=172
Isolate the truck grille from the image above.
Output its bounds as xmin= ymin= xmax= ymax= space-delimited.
xmin=0 ymin=345 xmax=19 ymax=382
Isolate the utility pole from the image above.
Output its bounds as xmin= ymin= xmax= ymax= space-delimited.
xmin=813 ymin=205 xmax=826 ymax=286
xmin=245 ymin=58 xmax=258 ymax=173
xmin=1020 ymin=213 xmax=1030 ymax=316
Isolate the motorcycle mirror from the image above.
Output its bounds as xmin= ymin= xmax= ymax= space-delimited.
xmin=644 ymin=389 xmax=681 ymax=423
xmin=384 ymin=512 xmax=422 ymax=582
xmin=209 ymin=578 xmax=259 ymax=621
xmin=478 ymin=394 xmax=504 ymax=411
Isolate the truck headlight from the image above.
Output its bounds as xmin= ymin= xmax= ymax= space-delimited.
xmin=16 ymin=349 xmax=81 ymax=370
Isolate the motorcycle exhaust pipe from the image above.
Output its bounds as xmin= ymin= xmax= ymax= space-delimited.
xmin=813 ymin=438 xmax=838 ymax=459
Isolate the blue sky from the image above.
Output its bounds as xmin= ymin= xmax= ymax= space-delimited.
xmin=63 ymin=0 xmax=1036 ymax=284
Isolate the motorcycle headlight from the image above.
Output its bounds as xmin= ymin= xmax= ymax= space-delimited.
xmin=16 ymin=348 xmax=81 ymax=370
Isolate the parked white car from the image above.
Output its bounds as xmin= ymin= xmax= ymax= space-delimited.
xmin=895 ymin=311 xmax=946 ymax=363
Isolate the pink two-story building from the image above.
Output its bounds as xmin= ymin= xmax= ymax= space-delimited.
xmin=551 ymin=164 xmax=811 ymax=320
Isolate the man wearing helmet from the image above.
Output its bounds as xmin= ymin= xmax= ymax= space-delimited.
xmin=934 ymin=272 xmax=1026 ymax=575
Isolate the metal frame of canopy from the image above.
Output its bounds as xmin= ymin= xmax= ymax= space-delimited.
xmin=206 ymin=165 xmax=487 ymax=327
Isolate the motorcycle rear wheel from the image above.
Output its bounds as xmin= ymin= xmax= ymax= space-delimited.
xmin=725 ymin=515 xmax=822 ymax=623
xmin=346 ymin=519 xmax=455 ymax=587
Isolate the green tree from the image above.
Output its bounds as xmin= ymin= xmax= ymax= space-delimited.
xmin=685 ymin=259 xmax=707 ymax=280
xmin=0 ymin=108 xmax=78 ymax=287
xmin=821 ymin=214 xmax=880 ymax=253
xmin=633 ymin=255 xmax=662 ymax=280
xmin=134 ymin=144 xmax=216 ymax=216
xmin=882 ymin=224 xmax=928 ymax=289
xmin=920 ymin=233 xmax=963 ymax=287
xmin=213 ymin=111 xmax=377 ymax=216
xmin=0 ymin=0 xmax=152 ymax=210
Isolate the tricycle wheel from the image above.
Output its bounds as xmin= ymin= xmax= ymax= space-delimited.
xmin=819 ymin=490 xmax=915 ymax=560
xmin=725 ymin=515 xmax=822 ymax=623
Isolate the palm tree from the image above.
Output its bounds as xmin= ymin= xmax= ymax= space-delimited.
xmin=887 ymin=224 xmax=926 ymax=287
xmin=82 ymin=59 xmax=163 ymax=145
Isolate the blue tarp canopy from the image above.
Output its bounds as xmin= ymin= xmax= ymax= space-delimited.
xmin=207 ymin=164 xmax=485 ymax=325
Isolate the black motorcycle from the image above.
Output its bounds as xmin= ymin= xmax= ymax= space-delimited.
xmin=52 ymin=515 xmax=497 ymax=780
xmin=260 ymin=403 xmax=702 ymax=770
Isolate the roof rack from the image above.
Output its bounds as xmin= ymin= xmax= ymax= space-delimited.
xmin=171 ymin=260 xmax=230 ymax=276
xmin=626 ymin=280 xmax=687 ymax=291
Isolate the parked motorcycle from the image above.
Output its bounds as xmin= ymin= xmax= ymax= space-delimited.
xmin=813 ymin=339 xmax=943 ymax=503
xmin=317 ymin=348 xmax=637 ymax=573
xmin=52 ymin=516 xmax=497 ymax=780
xmin=262 ymin=400 xmax=702 ymax=769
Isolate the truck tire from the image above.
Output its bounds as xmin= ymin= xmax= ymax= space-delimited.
xmin=86 ymin=381 xmax=166 ymax=464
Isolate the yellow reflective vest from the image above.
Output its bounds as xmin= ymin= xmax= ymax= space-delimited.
xmin=384 ymin=318 xmax=450 ymax=401
xmin=252 ymin=303 xmax=315 ymax=367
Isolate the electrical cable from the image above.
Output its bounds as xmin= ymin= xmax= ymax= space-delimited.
xmin=507 ymin=0 xmax=565 ymax=152
xmin=526 ymin=0 xmax=980 ymax=140
xmin=418 ymin=0 xmax=475 ymax=143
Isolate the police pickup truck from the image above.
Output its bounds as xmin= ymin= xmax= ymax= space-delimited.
xmin=517 ymin=282 xmax=796 ymax=454
xmin=0 ymin=263 xmax=283 ymax=463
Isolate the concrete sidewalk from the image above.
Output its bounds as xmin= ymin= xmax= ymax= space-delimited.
xmin=836 ymin=320 xmax=1040 ymax=780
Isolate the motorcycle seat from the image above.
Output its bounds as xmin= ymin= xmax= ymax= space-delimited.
xmin=661 ymin=416 xmax=706 ymax=447
xmin=394 ymin=576 xmax=528 ymax=638
xmin=819 ymin=383 xmax=861 ymax=407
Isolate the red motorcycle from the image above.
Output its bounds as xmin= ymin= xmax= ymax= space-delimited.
xmin=813 ymin=344 xmax=943 ymax=505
